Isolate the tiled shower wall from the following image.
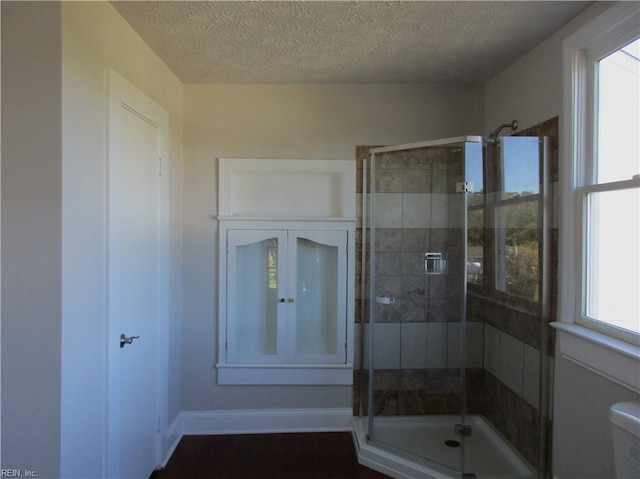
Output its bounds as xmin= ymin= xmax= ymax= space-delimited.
xmin=353 ymin=117 xmax=558 ymax=473
xmin=353 ymin=144 xmax=485 ymax=417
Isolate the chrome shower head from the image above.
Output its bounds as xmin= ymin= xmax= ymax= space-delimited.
xmin=487 ymin=120 xmax=518 ymax=145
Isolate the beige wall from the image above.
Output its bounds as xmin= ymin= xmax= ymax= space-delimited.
xmin=61 ymin=2 xmax=183 ymax=477
xmin=483 ymin=2 xmax=610 ymax=135
xmin=553 ymin=353 xmax=639 ymax=478
xmin=182 ymin=84 xmax=483 ymax=411
xmin=1 ymin=3 xmax=62 ymax=477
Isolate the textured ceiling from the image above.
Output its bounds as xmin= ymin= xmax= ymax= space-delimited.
xmin=112 ymin=1 xmax=591 ymax=84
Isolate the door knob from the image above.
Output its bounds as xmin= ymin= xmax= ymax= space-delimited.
xmin=120 ymin=333 xmax=140 ymax=348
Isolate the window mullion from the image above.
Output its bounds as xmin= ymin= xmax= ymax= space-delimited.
xmin=585 ymin=47 xmax=599 ymax=188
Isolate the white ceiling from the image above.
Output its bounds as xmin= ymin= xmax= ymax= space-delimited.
xmin=112 ymin=1 xmax=591 ymax=85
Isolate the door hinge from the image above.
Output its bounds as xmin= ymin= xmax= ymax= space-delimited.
xmin=455 ymin=182 xmax=474 ymax=193
xmin=158 ymin=157 xmax=163 ymax=176
xmin=455 ymin=424 xmax=472 ymax=437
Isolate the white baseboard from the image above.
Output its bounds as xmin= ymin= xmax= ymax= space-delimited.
xmin=158 ymin=407 xmax=353 ymax=467
xmin=178 ymin=407 xmax=353 ymax=436
xmin=159 ymin=414 xmax=183 ymax=467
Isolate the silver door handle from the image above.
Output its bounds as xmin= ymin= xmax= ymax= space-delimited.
xmin=375 ymin=296 xmax=396 ymax=304
xmin=120 ymin=333 xmax=140 ymax=348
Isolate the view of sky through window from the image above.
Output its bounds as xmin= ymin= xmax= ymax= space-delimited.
xmin=587 ymin=36 xmax=640 ymax=334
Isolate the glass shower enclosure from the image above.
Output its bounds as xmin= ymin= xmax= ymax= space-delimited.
xmin=357 ymin=134 xmax=549 ymax=479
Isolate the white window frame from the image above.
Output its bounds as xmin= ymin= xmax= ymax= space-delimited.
xmin=556 ymin=2 xmax=640 ymax=392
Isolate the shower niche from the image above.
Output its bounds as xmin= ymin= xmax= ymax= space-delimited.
xmin=424 ymin=252 xmax=448 ymax=275
xmin=355 ymin=132 xmax=550 ymax=479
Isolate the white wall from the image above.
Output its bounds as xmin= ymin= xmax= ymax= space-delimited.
xmin=554 ymin=354 xmax=638 ymax=478
xmin=1 ymin=3 xmax=62 ymax=477
xmin=61 ymin=2 xmax=183 ymax=477
xmin=182 ymin=84 xmax=483 ymax=412
xmin=483 ymin=2 xmax=611 ymax=135
xmin=483 ymin=3 xmax=639 ymax=478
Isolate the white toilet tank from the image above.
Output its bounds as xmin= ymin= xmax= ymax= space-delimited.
xmin=610 ymin=402 xmax=640 ymax=479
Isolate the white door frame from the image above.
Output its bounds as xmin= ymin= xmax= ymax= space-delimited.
xmin=106 ymin=68 xmax=170 ymax=477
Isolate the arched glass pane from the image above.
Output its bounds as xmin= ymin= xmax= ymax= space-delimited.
xmin=295 ymin=237 xmax=338 ymax=355
xmin=235 ymin=238 xmax=279 ymax=356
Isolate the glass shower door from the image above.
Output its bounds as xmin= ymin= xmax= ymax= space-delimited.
xmin=364 ymin=137 xmax=482 ymax=477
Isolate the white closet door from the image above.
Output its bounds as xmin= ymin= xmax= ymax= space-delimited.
xmin=106 ymin=69 xmax=169 ymax=479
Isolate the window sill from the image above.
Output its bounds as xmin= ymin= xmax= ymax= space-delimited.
xmin=217 ymin=363 xmax=354 ymax=386
xmin=551 ymin=322 xmax=640 ymax=393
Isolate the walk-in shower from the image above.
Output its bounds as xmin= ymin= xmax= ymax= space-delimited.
xmin=354 ymin=130 xmax=551 ymax=479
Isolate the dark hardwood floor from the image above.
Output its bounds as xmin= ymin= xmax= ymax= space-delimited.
xmin=150 ymin=432 xmax=392 ymax=479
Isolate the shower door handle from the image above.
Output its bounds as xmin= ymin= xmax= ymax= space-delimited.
xmin=375 ymin=296 xmax=396 ymax=305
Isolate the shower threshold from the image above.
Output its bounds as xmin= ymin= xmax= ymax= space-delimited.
xmin=352 ymin=415 xmax=536 ymax=479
